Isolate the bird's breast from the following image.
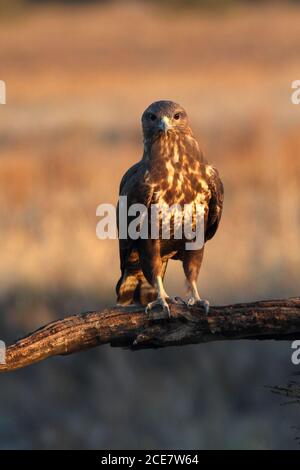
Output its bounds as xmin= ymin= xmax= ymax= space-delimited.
xmin=146 ymin=134 xmax=211 ymax=239
xmin=152 ymin=157 xmax=210 ymax=207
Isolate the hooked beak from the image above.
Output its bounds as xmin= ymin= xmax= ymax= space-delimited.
xmin=158 ymin=116 xmax=172 ymax=133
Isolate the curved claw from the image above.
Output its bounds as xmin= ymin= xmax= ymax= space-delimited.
xmin=187 ymin=298 xmax=210 ymax=315
xmin=145 ymin=298 xmax=171 ymax=318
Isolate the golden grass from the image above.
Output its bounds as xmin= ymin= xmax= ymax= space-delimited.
xmin=0 ymin=2 xmax=300 ymax=308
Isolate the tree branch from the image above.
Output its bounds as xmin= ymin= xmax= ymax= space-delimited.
xmin=1 ymin=297 xmax=300 ymax=372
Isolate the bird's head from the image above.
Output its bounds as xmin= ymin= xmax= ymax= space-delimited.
xmin=141 ymin=100 xmax=191 ymax=140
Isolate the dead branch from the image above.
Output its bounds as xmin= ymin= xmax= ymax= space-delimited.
xmin=1 ymin=297 xmax=300 ymax=372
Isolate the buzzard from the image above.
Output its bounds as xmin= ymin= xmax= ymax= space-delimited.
xmin=116 ymin=100 xmax=223 ymax=316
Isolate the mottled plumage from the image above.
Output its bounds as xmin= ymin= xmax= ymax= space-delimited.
xmin=116 ymin=100 xmax=224 ymax=316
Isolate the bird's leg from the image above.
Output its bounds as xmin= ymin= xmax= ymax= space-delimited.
xmin=139 ymin=240 xmax=182 ymax=317
xmin=145 ymin=275 xmax=171 ymax=317
xmin=139 ymin=239 xmax=172 ymax=318
xmin=183 ymin=248 xmax=209 ymax=314
xmin=186 ymin=280 xmax=210 ymax=314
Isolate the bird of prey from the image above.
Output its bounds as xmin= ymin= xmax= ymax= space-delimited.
xmin=116 ymin=100 xmax=223 ymax=316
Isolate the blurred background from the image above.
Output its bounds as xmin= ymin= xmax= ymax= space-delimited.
xmin=0 ymin=0 xmax=300 ymax=450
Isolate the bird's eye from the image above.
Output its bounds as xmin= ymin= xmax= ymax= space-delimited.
xmin=173 ymin=113 xmax=180 ymax=120
xmin=149 ymin=113 xmax=156 ymax=121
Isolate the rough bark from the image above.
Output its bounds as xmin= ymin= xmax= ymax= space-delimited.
xmin=1 ymin=297 xmax=300 ymax=372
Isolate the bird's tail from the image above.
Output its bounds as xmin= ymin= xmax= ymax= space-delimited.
xmin=116 ymin=261 xmax=168 ymax=306
xmin=116 ymin=271 xmax=156 ymax=306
